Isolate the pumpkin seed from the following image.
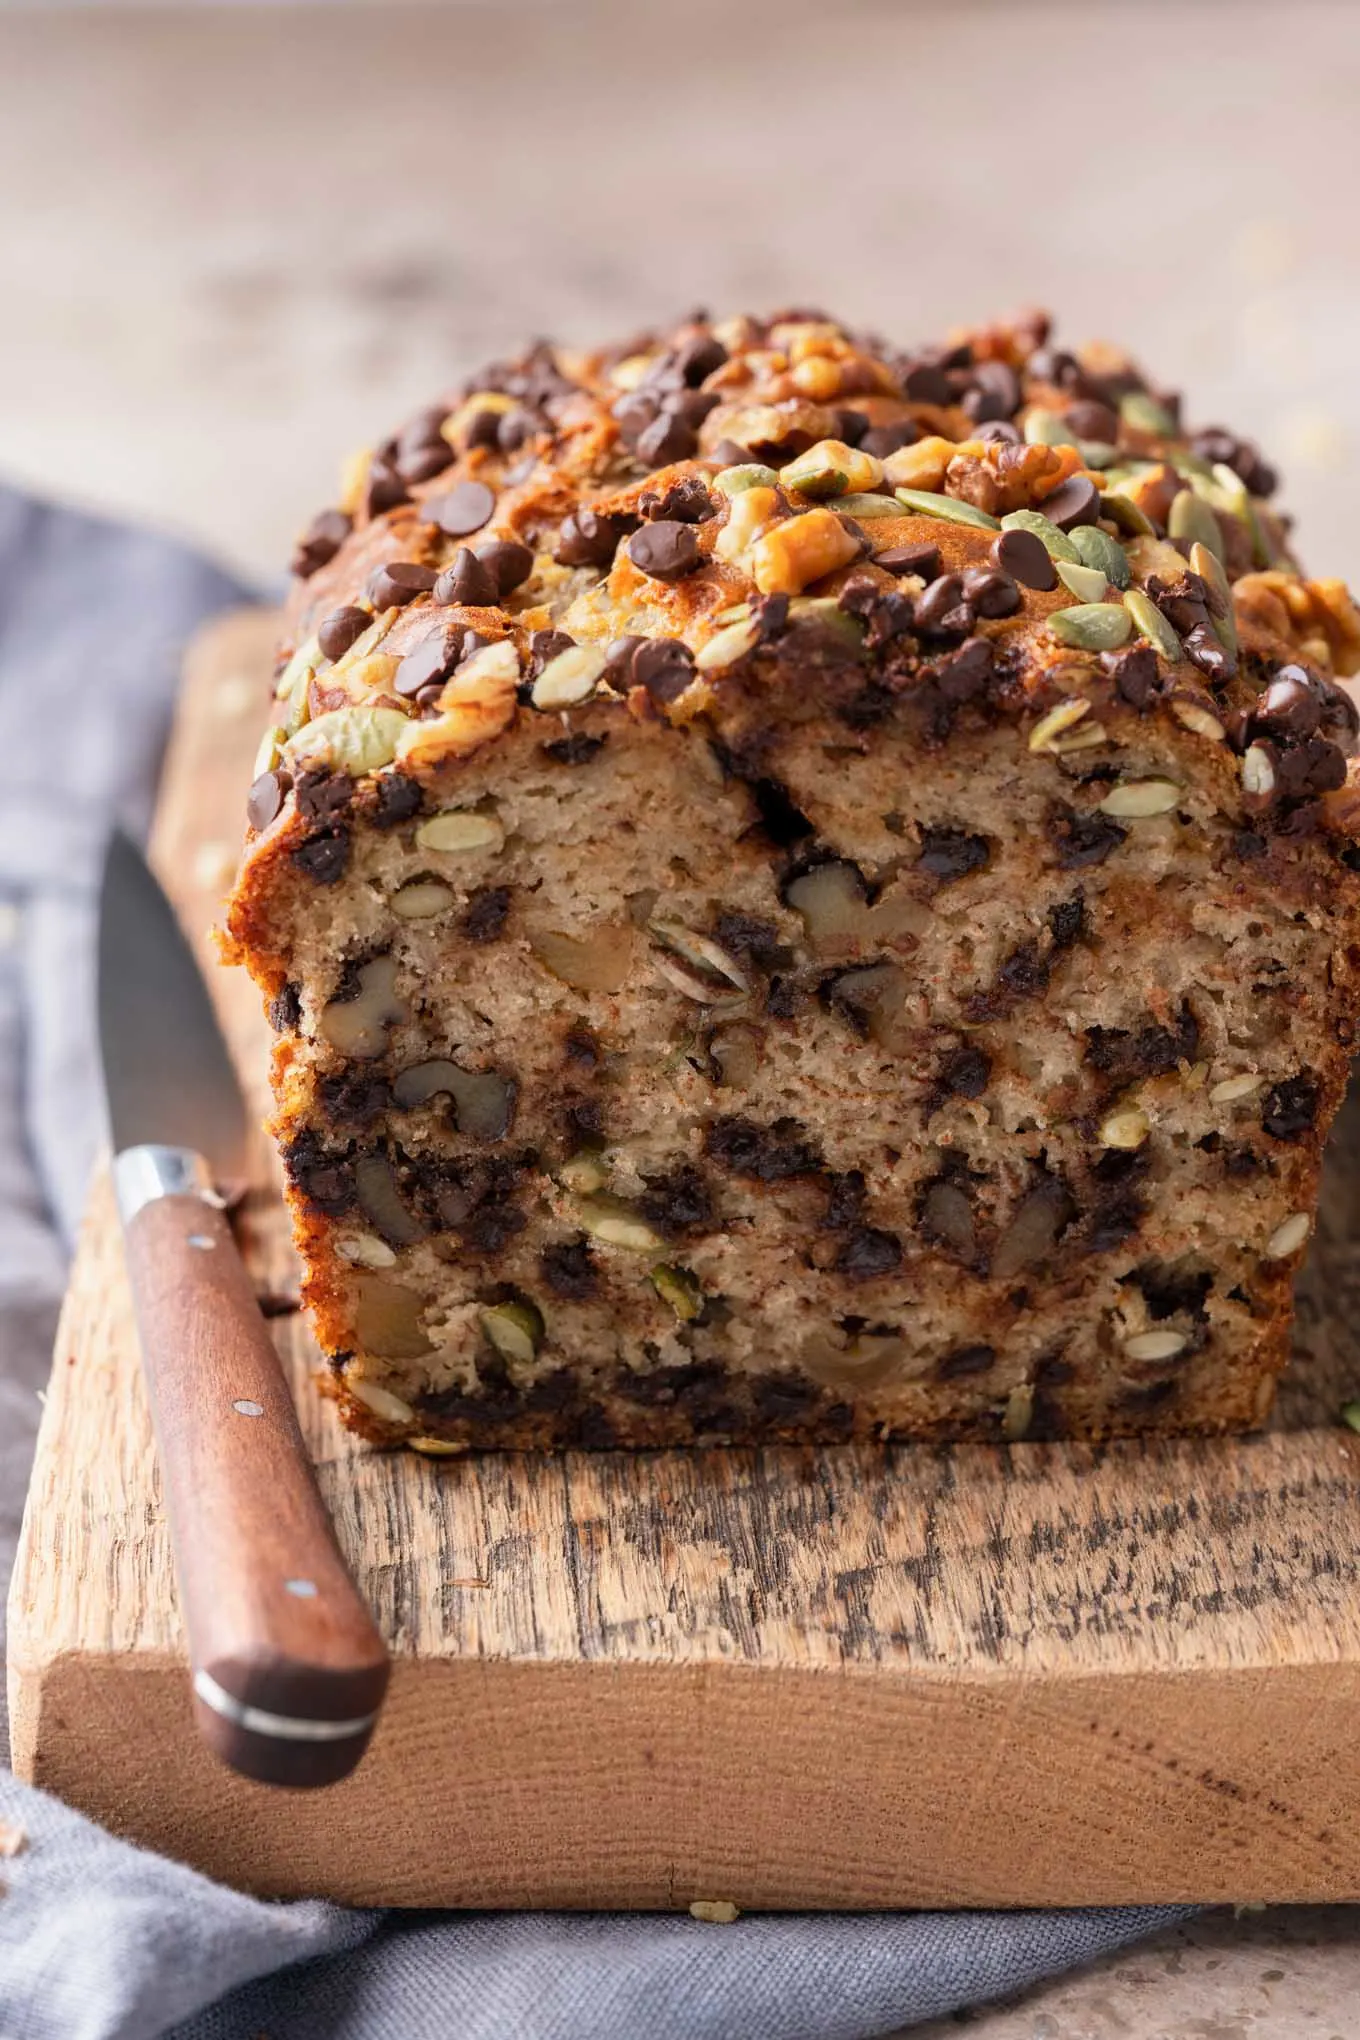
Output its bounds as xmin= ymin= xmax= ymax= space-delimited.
xmin=1023 ymin=409 xmax=1079 ymax=449
xmin=558 ymin=1150 xmax=609 ymax=1195
xmin=893 ymin=488 xmax=1000 ymax=530
xmin=1171 ymin=696 xmax=1227 ymax=742
xmin=285 ymin=704 xmax=409 ymax=777
xmin=1124 ymin=588 xmax=1182 ymax=662
xmin=1264 ymin=1213 xmax=1310 ymax=1261
xmin=1188 ymin=539 xmax=1238 ymax=651
xmin=480 ymin=1300 xmax=544 ymax=1365
xmin=1100 ymin=488 xmax=1156 ymax=537
xmin=1001 ymin=1384 xmax=1033 ymax=1442
xmin=1049 ymin=721 xmax=1109 ymax=754
xmin=711 ymin=602 xmax=752 ymax=626
xmin=1071 ymin=524 xmax=1131 ymax=589
xmin=713 ymin=463 xmax=779 ymax=495
xmin=999 ymin=508 xmax=1079 ymax=562
xmin=787 ymin=595 xmax=867 ymax=647
xmin=1100 ymin=1107 xmax=1150 ymax=1151
xmin=651 ymin=1264 xmax=705 ymax=1321
xmin=1209 ymin=1073 xmax=1262 ymax=1104
xmin=1098 ymin=778 xmax=1181 ymax=817
xmin=833 ymin=493 xmax=904 ymax=518
xmin=1119 ymin=391 xmax=1177 ymax=436
xmin=1076 ymin=439 xmax=1119 ymax=470
xmin=253 ymin=725 xmax=286 ymax=777
xmin=577 ymin=1196 xmax=666 ymax=1254
xmin=1168 ymin=488 xmax=1223 ymax=561
xmin=1343 ymin=1400 xmax=1360 ymax=1435
xmin=1124 ymin=1329 xmax=1187 ymax=1363
xmin=1055 ymin=560 xmax=1109 ymax=603
xmin=415 ymin=810 xmax=505 ymax=855
xmin=1047 ymin=603 xmax=1132 ymax=651
xmin=1028 ymin=698 xmax=1091 ymax=753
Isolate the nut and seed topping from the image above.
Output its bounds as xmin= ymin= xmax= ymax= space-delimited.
xmin=1070 ymin=525 xmax=1130 ymax=589
xmin=1029 ymin=698 xmax=1091 ymax=753
xmin=1048 ymin=603 xmax=1132 ymax=651
xmin=1055 ymin=560 xmax=1109 ymax=603
xmin=531 ymin=644 xmax=608 ymax=709
xmin=1123 ymin=588 xmax=1183 ymax=663
xmin=893 ymin=487 xmax=1001 ymax=530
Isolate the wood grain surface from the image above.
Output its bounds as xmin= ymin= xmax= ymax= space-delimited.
xmin=8 ymin=610 xmax=1360 ymax=1908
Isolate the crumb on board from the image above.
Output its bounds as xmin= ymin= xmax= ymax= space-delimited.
xmin=0 ymin=1822 xmax=27 ymax=1859
xmin=689 ymin=1899 xmax=741 ymax=1924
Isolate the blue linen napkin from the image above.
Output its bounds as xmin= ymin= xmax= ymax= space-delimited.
xmin=0 ymin=481 xmax=1195 ymax=2038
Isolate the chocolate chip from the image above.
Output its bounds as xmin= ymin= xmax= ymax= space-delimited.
xmin=397 ymin=441 xmax=451 ymax=487
xmin=636 ymin=411 xmax=699 ymax=467
xmin=899 ymin=360 xmax=953 ymax=404
xmin=939 ymin=1045 xmax=991 ymax=1098
xmin=363 ymin=458 xmax=409 ymax=518
xmin=372 ymin=771 xmax=423 ymax=828
xmin=936 ymin=1343 xmax=996 ymax=1380
xmin=934 ymin=637 xmax=994 ymax=702
xmin=540 ymin=1237 xmax=598 ymax=1301
xmin=1183 ymin=622 xmax=1235 ymax=684
xmin=366 ymin=560 xmax=439 ymax=609
xmin=290 ymin=509 xmax=351 ymax=579
xmin=426 ymin=480 xmax=496 ymax=538
xmin=555 ymin=509 xmax=629 ymax=568
xmin=639 ymin=474 xmax=714 ymax=523
xmin=875 ymin=540 xmax=940 ymax=579
xmin=1039 ymin=476 xmax=1102 ymax=531
xmin=295 ymin=768 xmax=354 ymax=823
xmin=1102 ymin=644 xmax=1160 ymax=711
xmin=627 ymin=521 xmax=701 ymax=581
xmin=1256 ymin=670 xmax=1321 ymax=738
xmin=434 ymin=547 xmax=498 ymax=608
xmin=291 ymin=828 xmax=350 ymax=884
xmin=282 ymin=1132 xmax=355 ymax=1217
xmin=318 ymin=1072 xmax=392 ymax=1128
xmin=543 ymin=732 xmax=609 ymax=765
xmin=860 ymin=419 xmax=920 ymax=459
xmin=317 ymin=606 xmax=372 ymax=663
xmin=1063 ymin=400 xmax=1119 ymax=443
xmin=247 ymin=768 xmax=290 ymax=831
xmin=990 ymin=527 xmax=1055 ymax=592
xmin=528 ymin=629 xmax=575 ymax=677
xmin=395 ymin=632 xmax=457 ymax=698
xmin=268 ymin=983 xmax=302 ymax=1033
xmin=462 ymin=885 xmax=512 ymax=943
xmin=918 ymin=827 xmax=990 ymax=882
xmin=676 ymin=332 xmax=728 ymax=384
xmin=612 ymin=391 xmax=659 ymax=442
xmin=1262 ymin=1075 xmax=1319 ymax=1141
xmin=632 ymin=636 xmax=696 ymax=701
xmin=971 ymin=419 xmax=1022 ymax=447
xmin=997 ymin=940 xmax=1050 ymax=1000
xmin=639 ymin=1163 xmax=715 ymax=1237
xmin=464 ymin=407 xmax=503 ymax=450
xmin=1053 ymin=807 xmax=1127 ymax=868
xmin=704 ymin=1113 xmax=822 ymax=1182
xmin=499 ymin=407 xmax=544 ymax=453
xmin=603 ymin=635 xmax=646 ymax=685
xmin=1190 ymin=428 xmax=1278 ymax=498
xmin=961 ymin=567 xmax=1021 ymax=619
xmin=833 ymin=408 xmax=869 ymax=446
xmin=1049 ymin=894 xmax=1086 ymax=947
xmin=473 ymin=538 xmax=534 ymax=597
xmin=914 ymin=573 xmax=974 ymax=637
xmin=834 ymin=1227 xmax=903 ymax=1279
xmin=962 ymin=361 xmax=1020 ymax=423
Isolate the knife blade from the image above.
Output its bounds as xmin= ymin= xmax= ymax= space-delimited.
xmin=98 ymin=829 xmax=389 ymax=1788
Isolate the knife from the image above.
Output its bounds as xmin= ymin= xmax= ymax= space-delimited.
xmin=98 ymin=828 xmax=389 ymax=1788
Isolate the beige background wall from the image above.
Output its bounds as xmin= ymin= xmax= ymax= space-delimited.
xmin=4 ymin=4 xmax=1360 ymax=2032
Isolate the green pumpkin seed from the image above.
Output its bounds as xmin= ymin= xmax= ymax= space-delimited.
xmin=1023 ymin=409 xmax=1079 ymax=449
xmin=787 ymin=596 xmax=867 ymax=647
xmin=480 ymin=1300 xmax=544 ymax=1365
xmin=1056 ymin=560 xmax=1109 ymax=603
xmin=781 ymin=449 xmax=851 ymax=498
xmin=1100 ymin=488 xmax=1156 ymax=537
xmin=1168 ymin=488 xmax=1223 ymax=561
xmin=1047 ymin=603 xmax=1133 ymax=651
xmin=1188 ymin=540 xmax=1238 ymax=655
xmin=1071 ymin=524 xmax=1131 ymax=589
xmin=893 ymin=487 xmax=1000 ymax=530
xmin=1342 ymin=1400 xmax=1360 ymax=1436
xmin=1124 ymin=588 xmax=1183 ymax=662
xmin=999 ymin=508 xmax=1079 ymax=562
xmin=834 ymin=493 xmax=905 ymax=518
xmin=253 ymin=725 xmax=286 ymax=777
xmin=1119 ymin=391 xmax=1177 ymax=436
xmin=285 ymin=704 xmax=409 ymax=777
xmin=651 ymin=1264 xmax=705 ymax=1322
xmin=1076 ymin=439 xmax=1120 ymax=470
xmin=713 ymin=463 xmax=779 ymax=495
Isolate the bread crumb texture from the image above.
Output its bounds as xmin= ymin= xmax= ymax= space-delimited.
xmin=224 ymin=306 xmax=1360 ymax=1448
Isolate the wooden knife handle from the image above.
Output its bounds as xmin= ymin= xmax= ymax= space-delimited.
xmin=119 ymin=1172 xmax=389 ymax=1789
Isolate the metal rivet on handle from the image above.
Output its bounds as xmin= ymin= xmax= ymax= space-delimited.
xmin=285 ymin=1578 xmax=318 ymax=1598
xmin=186 ymin=1233 xmax=216 ymax=1250
xmin=232 ymin=1398 xmax=264 ymax=1418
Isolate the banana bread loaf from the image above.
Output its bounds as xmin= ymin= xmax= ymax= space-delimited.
xmin=224 ymin=306 xmax=1360 ymax=1450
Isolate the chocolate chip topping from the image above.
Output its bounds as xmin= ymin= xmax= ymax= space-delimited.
xmin=1063 ymin=400 xmax=1119 ymax=443
xmin=247 ymin=769 xmax=290 ymax=832
xmin=555 ymin=509 xmax=630 ymax=569
xmin=627 ymin=521 xmax=702 ymax=581
xmin=474 ymin=538 xmax=535 ymax=596
xmin=631 ymin=637 xmax=697 ymax=701
xmin=317 ymin=606 xmax=372 ymax=663
xmin=395 ymin=632 xmax=458 ymax=698
xmin=1039 ymin=476 xmax=1102 ymax=531
xmin=291 ymin=828 xmax=350 ymax=885
xmin=860 ymin=419 xmax=920 ymax=459
xmin=991 ymin=527 xmax=1056 ymax=592
xmin=637 ymin=411 xmax=699 ymax=467
xmin=961 ymin=567 xmax=1021 ymax=619
xmin=434 ymin=547 xmax=498 ymax=608
xmin=639 ymin=474 xmax=714 ymax=524
xmin=918 ymin=827 xmax=991 ymax=882
xmin=1262 ymin=1075 xmax=1319 ymax=1141
xmin=875 ymin=540 xmax=941 ymax=579
xmin=290 ymin=509 xmax=352 ymax=580
xmin=366 ymin=560 xmax=439 ymax=609
xmin=1103 ymin=644 xmax=1160 ymax=711
xmin=527 ymin=629 xmax=576 ymax=678
xmin=372 ymin=771 xmax=424 ymax=828
xmin=426 ymin=480 xmax=497 ymax=538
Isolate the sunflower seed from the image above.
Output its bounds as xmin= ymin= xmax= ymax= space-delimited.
xmin=1100 ymin=1108 xmax=1149 ymax=1150
xmin=1264 ymin=1213 xmax=1310 ymax=1261
xmin=415 ymin=810 xmax=505 ymax=855
xmin=649 ymin=920 xmax=749 ymax=991
xmin=1209 ymin=1072 xmax=1262 ymax=1103
xmin=1071 ymin=524 xmax=1131 ymax=589
xmin=1001 ymin=1384 xmax=1033 ymax=1441
xmin=1168 ymin=488 xmax=1223 ymax=560
xmin=999 ymin=508 xmax=1079 ymax=562
xmin=1124 ymin=1329 xmax=1187 ymax=1363
xmin=1047 ymin=603 xmax=1132 ymax=651
xmin=1028 ymin=698 xmax=1091 ymax=752
xmin=893 ymin=488 xmax=1000 ymax=530
xmin=1171 ymin=696 xmax=1227 ymax=742
xmin=1124 ymin=587 xmax=1183 ymax=662
xmin=1098 ymin=778 xmax=1181 ymax=817
xmin=1055 ymin=560 xmax=1109 ymax=603
xmin=1119 ymin=392 xmax=1177 ymax=435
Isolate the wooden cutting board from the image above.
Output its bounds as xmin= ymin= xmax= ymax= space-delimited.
xmin=9 ymin=609 xmax=1360 ymax=1910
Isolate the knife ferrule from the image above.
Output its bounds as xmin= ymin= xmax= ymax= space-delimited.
xmin=113 ymin=1143 xmax=224 ymax=1226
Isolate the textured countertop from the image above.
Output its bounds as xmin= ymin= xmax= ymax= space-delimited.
xmin=4 ymin=4 xmax=1360 ymax=2031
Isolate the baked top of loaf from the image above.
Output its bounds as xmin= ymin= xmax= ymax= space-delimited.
xmin=242 ymin=304 xmax=1360 ymax=866
xmin=224 ymin=306 xmax=1360 ymax=1450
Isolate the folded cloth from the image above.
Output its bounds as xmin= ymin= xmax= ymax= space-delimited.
xmin=0 ymin=483 xmax=1196 ymax=2037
